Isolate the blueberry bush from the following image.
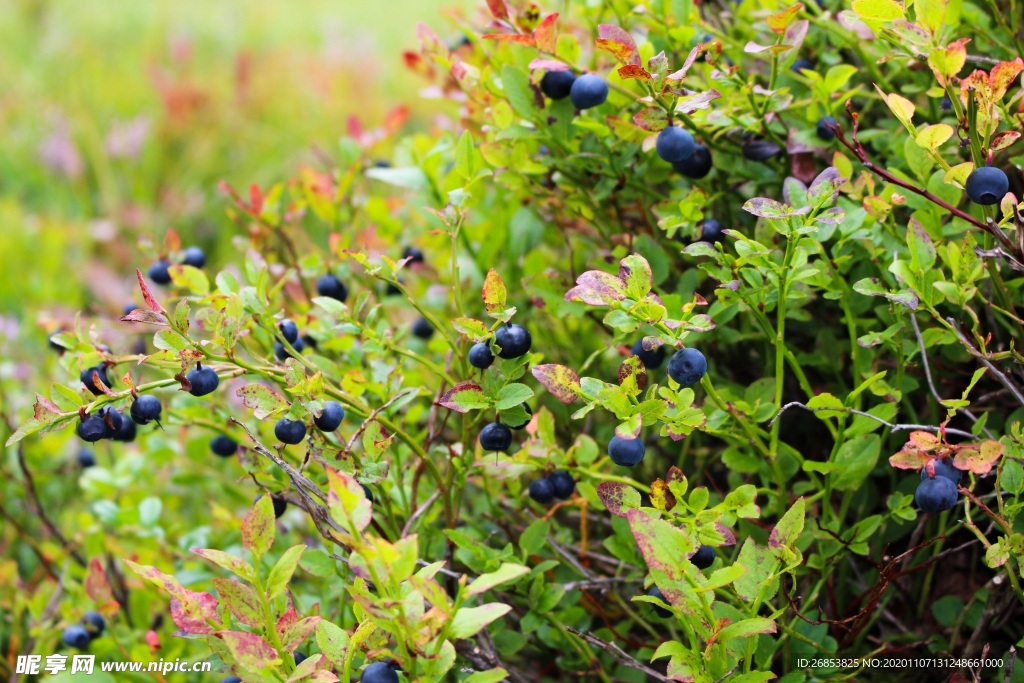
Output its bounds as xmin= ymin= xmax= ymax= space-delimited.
xmin=3 ymin=0 xmax=1024 ymax=680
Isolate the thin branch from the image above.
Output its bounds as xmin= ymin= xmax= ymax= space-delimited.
xmin=17 ymin=447 xmax=87 ymax=567
xmin=343 ymin=389 xmax=420 ymax=456
xmin=769 ymin=401 xmax=976 ymax=439
xmin=564 ymin=627 xmax=672 ymax=682
xmin=947 ymin=318 xmax=1024 ymax=407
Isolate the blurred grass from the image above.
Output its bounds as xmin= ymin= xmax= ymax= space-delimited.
xmin=0 ymin=0 xmax=471 ymax=319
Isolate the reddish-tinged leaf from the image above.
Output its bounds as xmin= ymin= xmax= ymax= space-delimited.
xmin=281 ymin=616 xmax=321 ymax=652
xmin=618 ymin=356 xmax=647 ymax=393
xmin=162 ymin=229 xmax=181 ymax=256
xmin=715 ymin=523 xmax=737 ymax=546
xmin=564 ymin=270 xmax=627 ymax=305
xmin=667 ymin=45 xmax=703 ymax=81
xmin=626 ymin=509 xmax=702 ymax=616
xmin=124 ymin=560 xmax=186 ymax=600
xmin=120 ymin=309 xmax=168 ymax=325
xmin=619 ymin=254 xmax=653 ymax=299
xmin=236 ymin=383 xmax=289 ymax=419
xmin=486 ymin=0 xmax=509 ymax=20
xmin=135 ymin=269 xmax=165 ymax=313
xmin=596 ymin=24 xmax=641 ymax=66
xmin=908 ymin=430 xmax=941 ymax=450
xmin=191 ymin=548 xmax=256 ymax=582
xmin=767 ymin=3 xmax=804 ymax=33
xmin=768 ymin=498 xmax=805 ymax=550
xmin=617 ymin=64 xmax=652 ymax=81
xmin=597 ymin=482 xmax=642 ymax=518
xmin=84 ymin=559 xmax=119 ymax=615
xmin=212 ymin=577 xmax=263 ymax=629
xmin=439 ymin=382 xmax=491 ymax=413
xmin=481 ymin=33 xmax=536 ymax=45
xmin=531 ymin=364 xmax=581 ymax=404
xmin=928 ymin=38 xmax=969 ymax=84
xmin=675 ymin=89 xmax=723 ymax=114
xmin=170 ymin=589 xmax=220 ymax=635
xmin=482 ymin=269 xmax=507 ymax=314
xmin=327 ymin=468 xmax=373 ymax=534
xmin=991 ymin=131 xmax=1021 ymax=151
xmin=217 ymin=630 xmax=279 ymax=670
xmin=650 ymin=479 xmax=676 ymax=511
xmin=532 ymin=13 xmax=558 ymax=52
xmin=242 ymin=495 xmax=275 ymax=558
xmin=528 ymin=58 xmax=570 ymax=71
xmin=249 ymin=183 xmax=264 ymax=217
xmin=991 ymin=58 xmax=1024 ymax=101
xmin=953 ymin=440 xmax=1004 ymax=474
xmin=889 ymin=449 xmax=930 ymax=470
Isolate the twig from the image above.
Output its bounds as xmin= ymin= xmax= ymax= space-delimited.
xmin=563 ymin=627 xmax=672 ymax=682
xmin=769 ymin=401 xmax=976 ymax=439
xmin=948 ymin=318 xmax=1024 ymax=408
xmin=401 ymin=490 xmax=440 ymax=537
xmin=343 ymin=389 xmax=420 ymax=456
xmin=17 ymin=447 xmax=87 ymax=567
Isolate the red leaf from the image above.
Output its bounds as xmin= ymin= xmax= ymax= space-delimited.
xmin=438 ymin=382 xmax=490 ymax=413
xmin=249 ymin=183 xmax=264 ymax=216
xmin=529 ymin=58 xmax=570 ymax=71
xmin=481 ymin=33 xmax=536 ymax=45
xmin=120 ymin=309 xmax=169 ymax=326
xmin=596 ymin=24 xmax=641 ymax=66
xmin=953 ymin=440 xmax=1005 ymax=475
xmin=135 ymin=269 xmax=166 ymax=313
xmin=532 ymin=13 xmax=558 ymax=53
xmin=617 ymin=64 xmax=653 ymax=82
xmin=596 ymin=481 xmax=641 ymax=518
xmin=531 ymin=364 xmax=580 ymax=404
xmin=486 ymin=0 xmax=509 ymax=20
xmin=217 ymin=630 xmax=279 ymax=671
xmin=162 ymin=229 xmax=181 ymax=256
xmin=84 ymin=559 xmax=120 ymax=616
xmin=170 ymin=589 xmax=220 ymax=635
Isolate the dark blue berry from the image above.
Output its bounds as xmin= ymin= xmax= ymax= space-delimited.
xmin=656 ymin=127 xmax=695 ymax=163
xmin=80 ymin=365 xmax=111 ymax=395
xmin=915 ymin=476 xmax=958 ymax=513
xmin=78 ymin=449 xmax=96 ymax=467
xmin=186 ymin=366 xmax=220 ymax=396
xmin=362 ymin=662 xmax=400 ymax=683
xmin=83 ymin=611 xmax=106 ymax=636
xmin=549 ymin=470 xmax=575 ymax=499
xmin=148 ymin=260 xmax=172 ymax=285
xmin=62 ymin=625 xmax=91 ymax=649
xmin=667 ymin=348 xmax=707 ymax=386
xmin=965 ymin=166 xmax=1009 ymax=205
xmin=182 ymin=246 xmax=206 ymax=268
xmin=412 ymin=317 xmax=435 ymax=339
xmin=790 ymin=58 xmax=814 ymax=73
xmin=700 ymin=219 xmax=724 ymax=244
xmin=275 ymin=418 xmax=307 ymax=445
xmin=920 ymin=458 xmax=963 ymax=485
xmin=631 ymin=340 xmax=666 ymax=369
xmin=314 ymin=401 xmax=345 ymax=432
xmin=569 ymin=74 xmax=608 ymax=109
xmin=77 ymin=415 xmax=106 ymax=443
xmin=608 ymin=436 xmax=645 ymax=466
xmin=816 ymin=116 xmax=837 ymax=141
xmin=691 ymin=545 xmax=716 ymax=569
xmin=494 ymin=324 xmax=531 ymax=358
xmin=130 ymin=395 xmax=162 ymax=425
xmin=479 ymin=422 xmax=513 ymax=452
xmin=528 ymin=478 xmax=555 ymax=504
xmin=468 ymin=342 xmax=495 ymax=369
xmin=401 ymin=246 xmax=425 ymax=264
xmin=211 ymin=435 xmax=238 ymax=457
xmin=278 ymin=320 xmax=299 ymax=344
xmin=672 ymin=144 xmax=712 ymax=179
xmin=647 ymin=586 xmax=673 ymax=618
xmin=316 ymin=274 xmax=348 ymax=302
xmin=541 ymin=70 xmax=576 ymax=100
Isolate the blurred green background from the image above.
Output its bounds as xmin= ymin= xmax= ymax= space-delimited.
xmin=0 ymin=0 xmax=470 ymax=320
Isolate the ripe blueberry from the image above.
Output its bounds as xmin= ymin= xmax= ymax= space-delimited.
xmin=647 ymin=586 xmax=673 ymax=618
xmin=62 ymin=625 xmax=91 ymax=649
xmin=314 ymin=401 xmax=345 ymax=432
xmin=690 ymin=545 xmax=716 ymax=569
xmin=275 ymin=337 xmax=305 ymax=361
xmin=275 ymin=418 xmax=307 ymax=445
xmin=816 ymin=116 xmax=837 ymax=141
xmin=385 ymin=281 xmax=402 ymax=297
xmin=78 ymin=449 xmax=96 ymax=467
xmin=186 ymin=366 xmax=220 ymax=396
xmin=361 ymin=483 xmax=374 ymax=504
xmin=316 ymin=274 xmax=348 ymax=302
xmin=130 ymin=395 xmax=162 ymax=425
xmin=790 ymin=58 xmax=814 ymax=73
xmin=112 ymin=413 xmax=137 ymax=442
xmin=123 ymin=302 xmax=137 ymax=316
xmin=256 ymin=494 xmax=288 ymax=518
xmin=528 ymin=477 xmax=555 ymax=504
xmin=99 ymin=406 xmax=123 ymax=439
xmin=412 ymin=317 xmax=435 ymax=339
xmin=742 ymin=137 xmax=781 ymax=161
xmin=83 ymin=611 xmax=106 ymax=636
xmin=940 ymin=94 xmax=952 ymax=110
xmin=278 ymin=320 xmax=299 ymax=344
xmin=508 ymin=402 xmax=533 ymax=430
xmin=631 ymin=340 xmax=666 ymax=369
xmin=221 ymin=678 xmax=242 ymax=683
xmin=293 ymin=652 xmax=308 ymax=665
xmin=656 ymin=127 xmax=695 ymax=163
xmin=81 ymin=365 xmax=111 ymax=395
xmin=608 ymin=436 xmax=645 ymax=466
xmin=549 ymin=470 xmax=575 ymax=499
xmin=920 ymin=458 xmax=963 ymax=485
xmin=211 ymin=435 xmax=238 ymax=457
xmin=77 ymin=415 xmax=107 ymax=443
xmin=667 ymin=348 xmax=707 ymax=386
xmin=541 ymin=70 xmax=576 ymax=100
xmin=479 ymin=421 xmax=513 ymax=452
xmin=965 ymin=166 xmax=1009 ymax=205
xmin=401 ymin=246 xmax=425 ymax=264
xmin=148 ymin=260 xmax=172 ymax=285
xmin=700 ymin=219 xmax=724 ymax=243
xmin=915 ymin=476 xmax=958 ymax=513
xmin=468 ymin=342 xmax=495 ymax=369
xmin=671 ymin=144 xmax=712 ymax=179
xmin=361 ymin=662 xmax=400 ymax=683
xmin=569 ymin=73 xmax=608 ymax=109
xmin=182 ymin=246 xmax=206 ymax=268
xmin=494 ymin=324 xmax=532 ymax=358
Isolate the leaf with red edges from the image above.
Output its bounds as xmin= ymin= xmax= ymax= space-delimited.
xmin=533 ymin=13 xmax=558 ymax=52
xmin=596 ymin=24 xmax=641 ymax=66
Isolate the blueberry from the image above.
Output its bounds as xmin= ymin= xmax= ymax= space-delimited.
xmin=385 ymin=281 xmax=402 ymax=297
xmin=316 ymin=274 xmax=348 ymax=302
xmin=314 ymin=401 xmax=345 ymax=432
xmin=211 ymin=435 xmax=238 ymax=457
xmin=99 ymin=406 xmax=123 ymax=439
xmin=278 ymin=320 xmax=299 ymax=344
xmin=256 ymin=494 xmax=289 ymax=518
xmin=401 ymin=246 xmax=425 ymax=264
xmin=112 ymin=413 xmax=136 ymax=442
xmin=82 ymin=611 xmax=106 ymax=636
xmin=494 ymin=324 xmax=532 ymax=358
xmin=656 ymin=127 xmax=695 ymax=163
xmin=569 ymin=73 xmax=609 ymax=109
xmin=671 ymin=144 xmax=712 ymax=179
xmin=816 ymin=116 xmax=837 ymax=141
xmin=541 ymin=70 xmax=576 ymax=100
xmin=275 ymin=337 xmax=305 ymax=361
xmin=631 ymin=340 xmax=666 ymax=369
xmin=293 ymin=651 xmax=308 ymax=665
xmin=667 ymin=348 xmax=707 ymax=386
xmin=186 ymin=366 xmax=220 ymax=396
xmin=123 ymin=302 xmax=137 ymax=316
xmin=690 ymin=545 xmax=716 ymax=569
xmin=80 ymin=365 xmax=111 ymax=395
xmin=301 ymin=334 xmax=317 ymax=350
xmin=361 ymin=662 xmax=400 ymax=683
xmin=608 ymin=436 xmax=645 ymax=466
xmin=940 ymin=94 xmax=952 ymax=110
xmin=647 ymin=586 xmax=673 ymax=618
xmin=78 ymin=449 xmax=96 ymax=467
xmin=965 ymin=166 xmax=1009 ymax=205
xmin=479 ymin=421 xmax=513 ymax=452
xmin=699 ymin=219 xmax=724 ymax=243
xmin=77 ymin=415 xmax=106 ymax=443
xmin=130 ymin=395 xmax=162 ymax=425
xmin=790 ymin=58 xmax=814 ymax=73
xmin=275 ymin=418 xmax=307 ymax=445
xmin=742 ymin=137 xmax=782 ymax=162
xmin=528 ymin=477 xmax=555 ymax=504
xmin=915 ymin=476 xmax=959 ymax=513
xmin=49 ymin=333 xmax=66 ymax=354
xmin=221 ymin=678 xmax=242 ymax=683
xmin=62 ymin=625 xmax=91 ymax=649
xmin=468 ymin=342 xmax=495 ymax=369
xmin=412 ymin=317 xmax=435 ymax=339
xmin=508 ymin=402 xmax=533 ymax=430
xmin=361 ymin=483 xmax=374 ymax=504
xmin=148 ymin=260 xmax=172 ymax=285
xmin=920 ymin=458 xmax=963 ymax=485
xmin=182 ymin=246 xmax=206 ymax=268
xmin=549 ymin=470 xmax=575 ymax=499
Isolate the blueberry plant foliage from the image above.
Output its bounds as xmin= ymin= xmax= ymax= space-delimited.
xmin=4 ymin=0 xmax=1024 ymax=680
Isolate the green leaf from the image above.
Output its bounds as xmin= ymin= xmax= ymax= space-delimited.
xmin=265 ymin=545 xmax=305 ymax=601
xmin=236 ymin=384 xmax=290 ymax=419
xmin=832 ymin=434 xmax=882 ymax=491
xmin=734 ymin=539 xmax=781 ymax=602
xmin=439 ymin=381 xmax=492 ymax=413
xmin=168 ymin=264 xmax=210 ymax=295
xmin=906 ymin=218 xmax=937 ymax=273
xmin=519 ymin=518 xmax=550 ymax=557
xmin=806 ymin=392 xmax=846 ymax=420
xmin=717 ymin=617 xmax=777 ymax=643
xmin=242 ymin=495 xmax=276 ymax=558
xmin=315 ymin=619 xmax=350 ymax=662
xmin=468 ymin=563 xmax=532 ymax=596
xmin=501 ymin=64 xmax=538 ymax=119
xmin=495 ymin=383 xmax=534 ymax=410
xmin=191 ymin=548 xmax=256 ymax=582
xmin=450 ymin=603 xmax=513 ymax=638
xmin=769 ymin=497 xmax=805 ymax=551
xmin=464 ymin=669 xmax=509 ymax=683
xmin=327 ymin=468 xmax=373 ymax=535
xmin=619 ymin=254 xmax=653 ymax=299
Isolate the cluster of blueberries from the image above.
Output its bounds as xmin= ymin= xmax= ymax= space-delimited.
xmin=219 ymin=659 xmax=399 ymax=683
xmin=915 ymin=458 xmax=962 ymax=513
xmin=471 ymin=323 xmax=536 ymax=453
xmin=61 ymin=612 xmax=106 ymax=650
xmin=146 ymin=245 xmax=207 ymax=285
